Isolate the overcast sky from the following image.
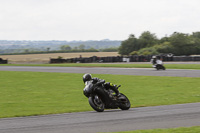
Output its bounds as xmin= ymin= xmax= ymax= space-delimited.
xmin=0 ymin=0 xmax=200 ymax=41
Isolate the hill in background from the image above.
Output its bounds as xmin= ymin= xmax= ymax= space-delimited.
xmin=0 ymin=39 xmax=121 ymax=54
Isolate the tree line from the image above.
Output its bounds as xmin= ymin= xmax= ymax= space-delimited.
xmin=0 ymin=41 xmax=120 ymax=55
xmin=1 ymin=31 xmax=200 ymax=56
xmin=0 ymin=44 xmax=118 ymax=55
xmin=60 ymin=44 xmax=118 ymax=52
xmin=118 ymin=31 xmax=200 ymax=56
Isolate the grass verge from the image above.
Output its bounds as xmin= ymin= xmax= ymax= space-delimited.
xmin=106 ymin=126 xmax=200 ymax=133
xmin=0 ymin=71 xmax=200 ymax=118
xmin=1 ymin=63 xmax=200 ymax=69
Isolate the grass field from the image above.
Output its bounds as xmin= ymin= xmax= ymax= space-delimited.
xmin=0 ymin=52 xmax=119 ymax=63
xmin=108 ymin=126 xmax=200 ymax=133
xmin=0 ymin=71 xmax=199 ymax=118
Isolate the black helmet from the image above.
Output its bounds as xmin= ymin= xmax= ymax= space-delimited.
xmin=83 ymin=73 xmax=92 ymax=83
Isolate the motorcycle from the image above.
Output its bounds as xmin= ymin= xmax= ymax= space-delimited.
xmin=83 ymin=80 xmax=131 ymax=112
xmin=153 ymin=60 xmax=166 ymax=70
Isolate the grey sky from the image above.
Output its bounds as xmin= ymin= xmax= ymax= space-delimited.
xmin=0 ymin=0 xmax=200 ymax=41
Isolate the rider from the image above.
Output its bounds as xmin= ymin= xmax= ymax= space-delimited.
xmin=150 ymin=55 xmax=160 ymax=68
xmin=150 ymin=56 xmax=157 ymax=66
xmin=83 ymin=73 xmax=119 ymax=96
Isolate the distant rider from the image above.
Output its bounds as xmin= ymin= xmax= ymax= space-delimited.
xmin=150 ymin=56 xmax=158 ymax=68
xmin=83 ymin=73 xmax=119 ymax=96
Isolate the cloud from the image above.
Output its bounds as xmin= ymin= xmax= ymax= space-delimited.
xmin=0 ymin=0 xmax=200 ymax=40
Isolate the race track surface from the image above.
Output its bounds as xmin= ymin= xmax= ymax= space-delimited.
xmin=0 ymin=102 xmax=200 ymax=133
xmin=0 ymin=66 xmax=200 ymax=77
xmin=0 ymin=66 xmax=199 ymax=132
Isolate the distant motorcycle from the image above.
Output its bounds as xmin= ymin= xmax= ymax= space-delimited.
xmin=83 ymin=81 xmax=131 ymax=112
xmin=153 ymin=60 xmax=166 ymax=70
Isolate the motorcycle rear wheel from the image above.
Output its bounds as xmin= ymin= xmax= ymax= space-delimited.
xmin=89 ymin=95 xmax=105 ymax=112
xmin=118 ymin=93 xmax=131 ymax=110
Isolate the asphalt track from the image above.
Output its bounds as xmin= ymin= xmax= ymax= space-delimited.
xmin=0 ymin=66 xmax=200 ymax=77
xmin=0 ymin=66 xmax=200 ymax=133
xmin=0 ymin=103 xmax=200 ymax=133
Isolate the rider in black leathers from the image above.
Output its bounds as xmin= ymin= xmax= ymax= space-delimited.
xmin=83 ymin=73 xmax=119 ymax=96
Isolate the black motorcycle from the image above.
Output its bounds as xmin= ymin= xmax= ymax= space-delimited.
xmin=83 ymin=80 xmax=131 ymax=112
xmin=155 ymin=64 xmax=166 ymax=70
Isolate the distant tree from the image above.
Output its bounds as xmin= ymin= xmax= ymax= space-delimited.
xmin=47 ymin=47 xmax=50 ymax=52
xmin=138 ymin=31 xmax=158 ymax=48
xmin=130 ymin=51 xmax=138 ymax=55
xmin=192 ymin=32 xmax=200 ymax=54
xmin=192 ymin=32 xmax=200 ymax=39
xmin=159 ymin=36 xmax=169 ymax=43
xmin=86 ymin=48 xmax=99 ymax=52
xmin=78 ymin=44 xmax=85 ymax=50
xmin=57 ymin=56 xmax=63 ymax=59
xmin=74 ymin=47 xmax=78 ymax=50
xmin=24 ymin=49 xmax=29 ymax=53
xmin=137 ymin=47 xmax=159 ymax=55
xmin=118 ymin=34 xmax=138 ymax=55
xmin=60 ymin=45 xmax=72 ymax=51
xmin=169 ymin=32 xmax=193 ymax=55
xmin=156 ymin=42 xmax=174 ymax=54
xmin=169 ymin=32 xmax=189 ymax=47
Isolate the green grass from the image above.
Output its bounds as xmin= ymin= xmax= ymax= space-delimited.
xmin=1 ymin=63 xmax=200 ymax=69
xmin=106 ymin=126 xmax=200 ymax=133
xmin=0 ymin=71 xmax=200 ymax=118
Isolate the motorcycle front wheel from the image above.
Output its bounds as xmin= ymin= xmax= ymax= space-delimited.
xmin=117 ymin=93 xmax=131 ymax=110
xmin=88 ymin=95 xmax=105 ymax=112
xmin=162 ymin=66 xmax=166 ymax=70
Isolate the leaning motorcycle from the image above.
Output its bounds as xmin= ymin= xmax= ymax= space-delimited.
xmin=83 ymin=81 xmax=131 ymax=112
xmin=153 ymin=60 xmax=166 ymax=70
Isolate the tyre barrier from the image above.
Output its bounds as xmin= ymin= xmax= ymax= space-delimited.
xmin=49 ymin=55 xmax=200 ymax=64
xmin=0 ymin=58 xmax=8 ymax=64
